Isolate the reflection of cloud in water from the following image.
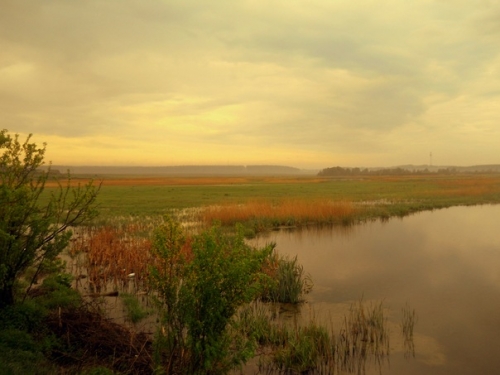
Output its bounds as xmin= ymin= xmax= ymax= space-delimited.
xmin=413 ymin=334 xmax=447 ymax=366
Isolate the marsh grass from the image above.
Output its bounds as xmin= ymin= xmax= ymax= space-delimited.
xmin=401 ymin=303 xmax=417 ymax=358
xmin=68 ymin=224 xmax=153 ymax=294
xmin=241 ymin=299 xmax=391 ymax=375
xmin=260 ymin=252 xmax=313 ymax=304
xmin=202 ymin=199 xmax=357 ymax=230
xmin=120 ymin=292 xmax=152 ymax=324
xmin=336 ymin=300 xmax=389 ymax=374
xmin=40 ymin=174 xmax=500 ymax=228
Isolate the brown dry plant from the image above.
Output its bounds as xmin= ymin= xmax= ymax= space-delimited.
xmin=69 ymin=225 xmax=152 ymax=294
xmin=202 ymin=198 xmax=357 ymax=228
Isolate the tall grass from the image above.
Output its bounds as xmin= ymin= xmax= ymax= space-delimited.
xmin=202 ymin=199 xmax=357 ymax=230
xmin=260 ymin=251 xmax=313 ymax=304
xmin=336 ymin=300 xmax=389 ymax=373
xmin=68 ymin=224 xmax=153 ymax=294
xmin=120 ymin=293 xmax=152 ymax=324
xmin=401 ymin=303 xmax=417 ymax=358
xmin=236 ymin=299 xmax=392 ymax=374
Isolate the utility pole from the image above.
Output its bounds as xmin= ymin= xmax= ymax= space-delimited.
xmin=430 ymin=152 xmax=433 ymax=167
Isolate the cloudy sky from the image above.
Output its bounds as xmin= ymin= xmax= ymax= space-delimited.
xmin=1 ymin=0 xmax=499 ymax=169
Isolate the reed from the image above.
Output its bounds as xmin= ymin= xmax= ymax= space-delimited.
xmin=260 ymin=252 xmax=313 ymax=304
xmin=401 ymin=303 xmax=417 ymax=358
xmin=68 ymin=224 xmax=153 ymax=294
xmin=270 ymin=321 xmax=333 ymax=373
xmin=202 ymin=198 xmax=357 ymax=230
xmin=248 ymin=299 xmax=391 ymax=374
xmin=336 ymin=299 xmax=389 ymax=373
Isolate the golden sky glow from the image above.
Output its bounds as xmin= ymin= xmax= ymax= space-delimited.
xmin=1 ymin=0 xmax=500 ymax=169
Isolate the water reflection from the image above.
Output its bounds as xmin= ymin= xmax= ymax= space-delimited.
xmin=250 ymin=205 xmax=500 ymax=375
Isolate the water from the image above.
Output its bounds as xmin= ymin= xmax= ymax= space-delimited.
xmin=250 ymin=204 xmax=500 ymax=374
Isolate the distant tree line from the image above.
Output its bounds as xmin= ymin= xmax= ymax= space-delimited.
xmin=317 ymin=166 xmax=468 ymax=177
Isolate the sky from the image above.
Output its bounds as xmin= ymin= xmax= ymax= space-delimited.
xmin=1 ymin=0 xmax=500 ymax=169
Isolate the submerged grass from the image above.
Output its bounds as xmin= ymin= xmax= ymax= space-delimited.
xmin=401 ymin=303 xmax=417 ymax=358
xmin=120 ymin=293 xmax=152 ymax=324
xmin=235 ymin=299 xmax=395 ymax=375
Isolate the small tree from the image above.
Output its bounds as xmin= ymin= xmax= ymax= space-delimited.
xmin=150 ymin=219 xmax=273 ymax=374
xmin=0 ymin=129 xmax=100 ymax=308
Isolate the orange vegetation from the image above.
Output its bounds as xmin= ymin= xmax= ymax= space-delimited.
xmin=45 ymin=176 xmax=327 ymax=188
xmin=202 ymin=198 xmax=356 ymax=227
xmin=435 ymin=176 xmax=500 ymax=196
xmin=69 ymin=226 xmax=153 ymax=294
xmin=68 ymin=222 xmax=197 ymax=295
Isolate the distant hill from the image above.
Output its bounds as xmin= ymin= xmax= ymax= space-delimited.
xmin=47 ymin=165 xmax=317 ymax=176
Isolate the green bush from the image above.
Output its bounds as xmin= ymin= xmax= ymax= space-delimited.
xmin=149 ymin=218 xmax=274 ymax=374
xmin=0 ymin=129 xmax=99 ymax=308
xmin=36 ymin=274 xmax=82 ymax=310
xmin=0 ymin=325 xmax=57 ymax=375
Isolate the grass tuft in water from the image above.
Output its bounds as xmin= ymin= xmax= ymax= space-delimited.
xmin=401 ymin=303 xmax=417 ymax=358
xmin=240 ymin=299 xmax=391 ymax=374
xmin=260 ymin=251 xmax=313 ymax=304
xmin=120 ymin=293 xmax=152 ymax=324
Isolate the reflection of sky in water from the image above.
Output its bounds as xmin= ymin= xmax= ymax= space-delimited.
xmin=251 ymin=205 xmax=500 ymax=375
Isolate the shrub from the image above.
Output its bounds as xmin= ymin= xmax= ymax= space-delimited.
xmin=149 ymin=218 xmax=274 ymax=374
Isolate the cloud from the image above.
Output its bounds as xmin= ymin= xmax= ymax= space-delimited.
xmin=1 ymin=0 xmax=499 ymax=167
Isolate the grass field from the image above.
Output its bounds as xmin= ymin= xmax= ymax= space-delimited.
xmin=43 ymin=174 xmax=500 ymax=230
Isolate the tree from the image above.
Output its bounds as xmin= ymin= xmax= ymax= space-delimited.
xmin=0 ymin=129 xmax=100 ymax=308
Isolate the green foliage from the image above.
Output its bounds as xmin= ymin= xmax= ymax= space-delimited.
xmin=272 ymin=323 xmax=332 ymax=373
xmin=0 ymin=129 xmax=100 ymax=308
xmin=120 ymin=293 xmax=151 ymax=324
xmin=0 ymin=273 xmax=83 ymax=373
xmin=149 ymin=218 xmax=274 ymax=374
xmin=36 ymin=274 xmax=82 ymax=310
xmin=0 ymin=301 xmax=60 ymax=375
xmin=260 ymin=253 xmax=313 ymax=304
xmin=0 ymin=328 xmax=56 ymax=375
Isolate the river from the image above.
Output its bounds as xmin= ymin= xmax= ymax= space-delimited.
xmin=250 ymin=204 xmax=500 ymax=374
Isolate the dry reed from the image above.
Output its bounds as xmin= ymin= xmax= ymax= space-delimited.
xmin=202 ymin=198 xmax=356 ymax=228
xmin=69 ymin=225 xmax=153 ymax=294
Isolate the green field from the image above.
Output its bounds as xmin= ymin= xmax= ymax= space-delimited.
xmin=53 ymin=174 xmax=500 ymax=227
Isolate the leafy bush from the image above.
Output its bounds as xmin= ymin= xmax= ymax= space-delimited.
xmin=0 ymin=129 xmax=99 ymax=308
xmin=0 ymin=273 xmax=84 ymax=374
xmin=149 ymin=218 xmax=274 ymax=374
